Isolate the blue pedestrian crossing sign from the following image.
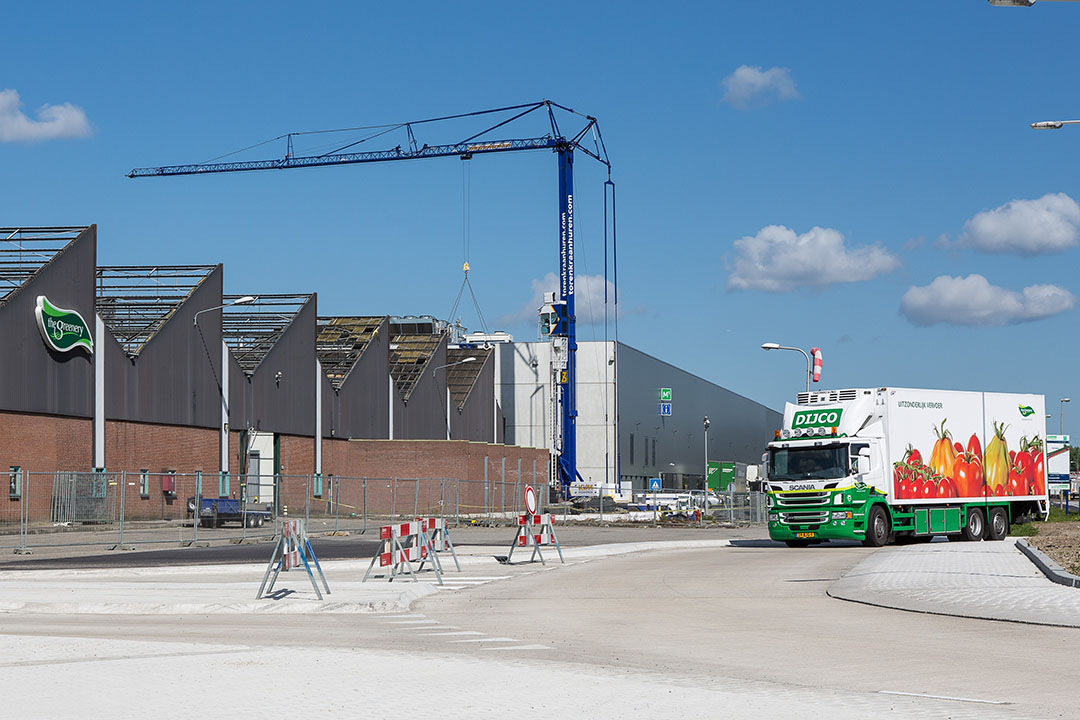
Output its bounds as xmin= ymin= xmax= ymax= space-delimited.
xmin=659 ymin=402 xmax=672 ymax=417
xmin=649 ymin=477 xmax=662 ymax=491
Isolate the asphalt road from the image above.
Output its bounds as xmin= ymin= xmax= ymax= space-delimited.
xmin=1 ymin=537 xmax=1075 ymax=717
xmin=0 ymin=524 xmax=753 ymax=570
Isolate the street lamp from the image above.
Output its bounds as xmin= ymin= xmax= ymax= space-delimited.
xmin=1062 ymin=398 xmax=1071 ymax=435
xmin=433 ymin=357 xmax=476 ymax=440
xmin=702 ymin=416 xmax=710 ymax=526
xmin=1031 ymin=119 xmax=1080 ymax=130
xmin=990 ymin=1 xmax=1080 ymax=7
xmin=193 ymin=295 xmax=256 ymax=326
xmin=761 ymin=342 xmax=812 ymax=392
xmin=193 ymin=295 xmax=257 ymax=493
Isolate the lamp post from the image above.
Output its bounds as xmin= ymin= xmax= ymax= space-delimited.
xmin=702 ymin=415 xmax=710 ymax=526
xmin=1062 ymin=398 xmax=1071 ymax=435
xmin=193 ymin=295 xmax=256 ymax=489
xmin=433 ymin=357 xmax=476 ymax=440
xmin=761 ymin=342 xmax=812 ymax=392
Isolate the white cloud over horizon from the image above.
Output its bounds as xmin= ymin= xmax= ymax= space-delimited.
xmin=900 ymin=274 xmax=1075 ymax=327
xmin=727 ymin=225 xmax=901 ymax=292
xmin=957 ymin=193 xmax=1080 ymax=255
xmin=720 ymin=65 xmax=800 ymax=110
xmin=0 ymin=88 xmax=92 ymax=142
xmin=498 ymin=271 xmax=620 ymax=328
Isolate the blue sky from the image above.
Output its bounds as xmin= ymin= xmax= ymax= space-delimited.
xmin=5 ymin=2 xmax=1080 ymax=433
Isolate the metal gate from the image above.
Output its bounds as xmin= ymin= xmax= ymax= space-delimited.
xmin=51 ymin=472 xmax=117 ymax=524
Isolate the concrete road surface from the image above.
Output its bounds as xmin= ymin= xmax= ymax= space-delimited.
xmin=0 ymin=540 xmax=1074 ymax=718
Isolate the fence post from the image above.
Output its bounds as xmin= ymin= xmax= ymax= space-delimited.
xmin=484 ymin=457 xmax=489 ymax=524
xmin=306 ymin=475 xmax=311 ymax=527
xmin=193 ymin=471 xmax=201 ymax=543
xmin=413 ymin=479 xmax=419 ymax=518
xmin=117 ymin=470 xmax=126 ymax=549
xmin=516 ymin=458 xmax=521 ymax=515
xmin=455 ymin=479 xmax=460 ymax=526
xmin=363 ymin=478 xmax=368 ymax=533
xmin=18 ymin=470 xmax=28 ymax=554
xmin=334 ymin=477 xmax=340 ymax=533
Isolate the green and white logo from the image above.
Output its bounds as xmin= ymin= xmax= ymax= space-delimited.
xmin=35 ymin=296 xmax=93 ymax=354
xmin=792 ymin=408 xmax=843 ymax=429
xmin=1018 ymin=405 xmax=1035 ymax=418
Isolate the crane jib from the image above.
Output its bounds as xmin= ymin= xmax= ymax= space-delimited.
xmin=128 ymin=137 xmax=561 ymax=178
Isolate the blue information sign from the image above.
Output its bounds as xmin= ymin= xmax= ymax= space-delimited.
xmin=659 ymin=402 xmax=672 ymax=416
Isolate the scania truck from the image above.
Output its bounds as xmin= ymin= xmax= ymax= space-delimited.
xmin=766 ymin=388 xmax=1049 ymax=547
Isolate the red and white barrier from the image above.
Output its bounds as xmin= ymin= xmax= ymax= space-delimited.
xmin=502 ymin=486 xmax=564 ymax=565
xmin=364 ymin=516 xmax=460 ymax=584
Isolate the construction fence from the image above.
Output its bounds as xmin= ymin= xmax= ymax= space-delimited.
xmin=0 ymin=467 xmax=767 ymax=552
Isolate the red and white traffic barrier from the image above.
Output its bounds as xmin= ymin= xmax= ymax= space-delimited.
xmin=502 ymin=486 xmax=564 ymax=565
xmin=364 ymin=516 xmax=460 ymax=584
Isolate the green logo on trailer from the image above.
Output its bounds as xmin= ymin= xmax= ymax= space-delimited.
xmin=35 ymin=296 xmax=93 ymax=354
xmin=791 ymin=408 xmax=843 ymax=429
xmin=1018 ymin=405 xmax=1035 ymax=418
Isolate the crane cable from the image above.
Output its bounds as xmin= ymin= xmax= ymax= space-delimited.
xmin=447 ymin=157 xmax=489 ymax=335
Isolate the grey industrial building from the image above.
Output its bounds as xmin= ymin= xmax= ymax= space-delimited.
xmin=0 ymin=224 xmax=778 ymax=507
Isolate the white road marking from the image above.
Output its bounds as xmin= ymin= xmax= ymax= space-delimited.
xmin=448 ymin=637 xmax=518 ymax=644
xmin=419 ymin=631 xmax=483 ymax=637
xmin=483 ymin=645 xmax=551 ymax=651
xmin=386 ymin=619 xmax=440 ymax=625
xmin=381 ymin=614 xmax=426 ymax=620
xmin=878 ymin=691 xmax=1008 ymax=706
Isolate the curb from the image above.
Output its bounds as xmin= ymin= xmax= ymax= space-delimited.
xmin=1015 ymin=538 xmax=1080 ymax=588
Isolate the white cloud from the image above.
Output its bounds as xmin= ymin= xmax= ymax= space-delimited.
xmin=727 ymin=225 xmax=901 ymax=292
xmin=720 ymin=65 xmax=800 ymax=110
xmin=957 ymin=193 xmax=1080 ymax=255
xmin=0 ymin=88 xmax=92 ymax=142
xmin=900 ymin=274 xmax=1075 ymax=327
xmin=498 ymin=272 xmax=618 ymax=327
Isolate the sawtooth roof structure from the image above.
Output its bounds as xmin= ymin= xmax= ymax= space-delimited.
xmin=316 ymin=316 xmax=384 ymax=389
xmin=0 ymin=227 xmax=89 ymax=305
xmin=389 ymin=334 xmax=442 ymax=401
xmin=223 ymin=294 xmax=311 ymax=374
xmin=446 ymin=347 xmax=491 ymax=409
xmin=96 ymin=264 xmax=216 ymax=357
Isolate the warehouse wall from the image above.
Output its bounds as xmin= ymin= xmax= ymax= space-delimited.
xmin=0 ymin=226 xmax=96 ymax=419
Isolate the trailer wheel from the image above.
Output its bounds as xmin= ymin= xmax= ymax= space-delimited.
xmin=256 ymin=515 xmax=265 ymax=527
xmin=987 ymin=507 xmax=1009 ymax=541
xmin=863 ymin=505 xmax=890 ymax=547
xmin=962 ymin=507 xmax=985 ymax=541
xmin=246 ymin=514 xmax=256 ymax=528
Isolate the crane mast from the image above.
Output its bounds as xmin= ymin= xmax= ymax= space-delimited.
xmin=129 ymin=100 xmax=612 ymax=498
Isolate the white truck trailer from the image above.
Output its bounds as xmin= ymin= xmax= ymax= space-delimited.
xmin=766 ymin=387 xmax=1048 ymax=547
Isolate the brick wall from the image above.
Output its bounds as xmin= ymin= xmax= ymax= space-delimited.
xmin=0 ymin=411 xmax=549 ymax=524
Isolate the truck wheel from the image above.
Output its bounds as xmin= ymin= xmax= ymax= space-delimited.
xmin=862 ymin=505 xmax=889 ymax=547
xmin=256 ymin=515 xmax=265 ymax=527
xmin=246 ymin=514 xmax=256 ymax=528
xmin=987 ymin=507 xmax=1009 ymax=541
xmin=962 ymin=507 xmax=985 ymax=541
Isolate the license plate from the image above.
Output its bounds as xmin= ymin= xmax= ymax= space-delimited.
xmin=796 ymin=532 xmax=815 ymax=538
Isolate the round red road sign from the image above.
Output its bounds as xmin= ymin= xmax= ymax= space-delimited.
xmin=524 ymin=484 xmax=537 ymax=515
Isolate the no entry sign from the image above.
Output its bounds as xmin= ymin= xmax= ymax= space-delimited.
xmin=524 ymin=484 xmax=537 ymax=515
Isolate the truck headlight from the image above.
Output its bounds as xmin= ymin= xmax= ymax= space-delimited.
xmin=831 ymin=511 xmax=852 ymax=520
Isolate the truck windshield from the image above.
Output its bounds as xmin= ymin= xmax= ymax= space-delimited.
xmin=769 ymin=445 xmax=849 ymax=481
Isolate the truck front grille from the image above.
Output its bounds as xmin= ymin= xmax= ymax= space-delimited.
xmin=776 ymin=492 xmax=830 ymax=507
xmin=779 ymin=511 xmax=829 ymax=526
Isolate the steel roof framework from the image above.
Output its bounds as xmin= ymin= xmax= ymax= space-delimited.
xmin=96 ymin=264 xmax=216 ymax=357
xmin=316 ymin=316 xmax=384 ymax=389
xmin=223 ymin=294 xmax=311 ymax=374
xmin=0 ymin=227 xmax=90 ymax=305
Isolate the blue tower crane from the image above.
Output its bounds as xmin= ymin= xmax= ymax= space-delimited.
xmin=128 ymin=100 xmax=614 ymax=499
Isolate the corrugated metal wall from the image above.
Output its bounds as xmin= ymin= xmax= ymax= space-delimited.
xmin=0 ymin=226 xmax=96 ymax=418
